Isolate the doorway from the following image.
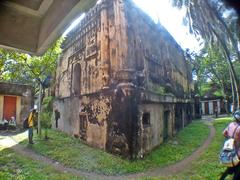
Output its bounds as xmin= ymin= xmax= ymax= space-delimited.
xmin=79 ymin=112 xmax=88 ymax=140
xmin=163 ymin=111 xmax=169 ymax=141
xmin=204 ymin=102 xmax=209 ymax=115
xmin=3 ymin=96 xmax=17 ymax=121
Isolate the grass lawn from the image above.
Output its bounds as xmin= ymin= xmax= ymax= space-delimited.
xmin=21 ymin=120 xmax=209 ymax=175
xmin=0 ymin=148 xmax=81 ymax=180
xmin=143 ymin=117 xmax=232 ymax=180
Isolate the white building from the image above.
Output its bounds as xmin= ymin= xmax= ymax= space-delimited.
xmin=200 ymin=98 xmax=222 ymax=115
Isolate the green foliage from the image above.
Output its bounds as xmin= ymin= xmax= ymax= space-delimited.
xmin=40 ymin=96 xmax=54 ymax=139
xmin=193 ymin=45 xmax=232 ymax=98
xmin=2 ymin=118 xmax=232 ymax=179
xmin=184 ymin=118 xmax=230 ymax=179
xmin=21 ymin=120 xmax=209 ymax=175
xmin=0 ymin=38 xmax=63 ymax=90
xmin=153 ymin=85 xmax=165 ymax=95
xmin=42 ymin=96 xmax=54 ymax=113
xmin=199 ymin=83 xmax=211 ymax=96
xmin=142 ymin=117 xmax=232 ymax=180
xmin=41 ymin=96 xmax=54 ymax=139
xmin=213 ymin=90 xmax=223 ymax=97
xmin=40 ymin=112 xmax=52 ymax=129
xmin=173 ymin=0 xmax=240 ymax=105
xmin=0 ymin=148 xmax=81 ymax=179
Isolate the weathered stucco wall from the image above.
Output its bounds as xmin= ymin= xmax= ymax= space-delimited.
xmin=56 ymin=1 xmax=111 ymax=97
xmin=55 ymin=0 xmax=193 ymax=158
xmin=54 ymin=97 xmax=79 ymax=135
xmin=139 ymin=104 xmax=164 ymax=153
xmin=55 ymin=1 xmax=114 ymax=150
xmin=124 ymin=0 xmax=191 ymax=98
xmin=80 ymin=93 xmax=111 ymax=149
xmin=0 ymin=83 xmax=33 ymax=125
xmin=16 ymin=96 xmax=21 ymax=124
xmin=54 ymin=92 xmax=111 ymax=150
xmin=138 ymin=103 xmax=175 ymax=155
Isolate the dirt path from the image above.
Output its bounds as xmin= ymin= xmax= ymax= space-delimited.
xmin=1 ymin=119 xmax=215 ymax=180
xmin=125 ymin=121 xmax=215 ymax=179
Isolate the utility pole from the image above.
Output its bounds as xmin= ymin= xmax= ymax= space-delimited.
xmin=37 ymin=75 xmax=51 ymax=136
xmin=38 ymin=82 xmax=42 ymax=136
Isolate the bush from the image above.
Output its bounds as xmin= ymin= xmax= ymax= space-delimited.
xmin=40 ymin=112 xmax=52 ymax=129
xmin=42 ymin=96 xmax=54 ymax=112
xmin=40 ymin=111 xmax=52 ymax=140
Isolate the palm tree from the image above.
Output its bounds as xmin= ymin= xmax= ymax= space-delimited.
xmin=171 ymin=0 xmax=240 ymax=109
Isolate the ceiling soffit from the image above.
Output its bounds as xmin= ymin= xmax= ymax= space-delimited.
xmin=0 ymin=0 xmax=97 ymax=55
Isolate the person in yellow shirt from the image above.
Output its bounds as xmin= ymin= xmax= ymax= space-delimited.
xmin=28 ymin=108 xmax=37 ymax=144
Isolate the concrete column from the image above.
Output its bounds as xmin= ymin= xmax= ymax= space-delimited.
xmin=182 ymin=108 xmax=185 ymax=127
xmin=201 ymin=102 xmax=205 ymax=115
xmin=16 ymin=96 xmax=21 ymax=124
xmin=209 ymin=101 xmax=213 ymax=114
xmin=0 ymin=96 xmax=3 ymax=120
xmin=217 ymin=100 xmax=221 ymax=113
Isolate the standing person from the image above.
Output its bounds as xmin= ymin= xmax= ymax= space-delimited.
xmin=54 ymin=109 xmax=60 ymax=128
xmin=220 ymin=110 xmax=240 ymax=180
xmin=215 ymin=106 xmax=218 ymax=118
xmin=28 ymin=108 xmax=37 ymax=144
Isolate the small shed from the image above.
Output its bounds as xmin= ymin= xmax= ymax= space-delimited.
xmin=200 ymin=96 xmax=226 ymax=115
xmin=0 ymin=82 xmax=34 ymax=126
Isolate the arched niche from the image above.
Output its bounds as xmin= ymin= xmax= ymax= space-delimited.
xmin=72 ymin=63 xmax=81 ymax=95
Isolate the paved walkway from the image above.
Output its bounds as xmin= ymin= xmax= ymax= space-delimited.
xmin=1 ymin=119 xmax=216 ymax=180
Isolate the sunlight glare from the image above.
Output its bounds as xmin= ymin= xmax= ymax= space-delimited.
xmin=63 ymin=13 xmax=86 ymax=37
xmin=133 ymin=0 xmax=203 ymax=53
xmin=0 ymin=131 xmax=28 ymax=151
xmin=62 ymin=0 xmax=203 ymax=53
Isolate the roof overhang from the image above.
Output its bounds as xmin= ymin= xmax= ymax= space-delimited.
xmin=0 ymin=0 xmax=96 ymax=55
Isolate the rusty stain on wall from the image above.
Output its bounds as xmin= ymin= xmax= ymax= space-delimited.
xmin=55 ymin=0 xmax=194 ymax=159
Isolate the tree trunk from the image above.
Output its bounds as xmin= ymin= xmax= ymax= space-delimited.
xmin=205 ymin=0 xmax=240 ymax=62
xmin=230 ymin=68 xmax=239 ymax=110
xmin=230 ymin=68 xmax=235 ymax=111
xmin=210 ymin=24 xmax=240 ymax=109
xmin=38 ymin=83 xmax=42 ymax=136
xmin=45 ymin=128 xmax=49 ymax=140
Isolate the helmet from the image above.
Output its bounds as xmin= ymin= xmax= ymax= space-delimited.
xmin=30 ymin=105 xmax=37 ymax=112
xmin=233 ymin=110 xmax=240 ymax=121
